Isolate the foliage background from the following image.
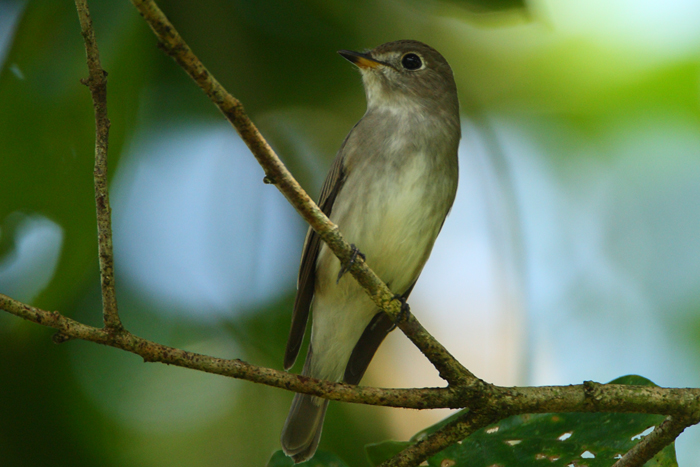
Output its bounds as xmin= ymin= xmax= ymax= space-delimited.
xmin=2 ymin=0 xmax=700 ymax=465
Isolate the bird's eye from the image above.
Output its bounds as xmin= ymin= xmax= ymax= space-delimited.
xmin=401 ymin=53 xmax=422 ymax=70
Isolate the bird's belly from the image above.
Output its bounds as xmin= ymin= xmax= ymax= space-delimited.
xmin=321 ymin=152 xmax=452 ymax=295
xmin=309 ymin=165 xmax=447 ymax=381
xmin=309 ymin=149 xmax=456 ymax=381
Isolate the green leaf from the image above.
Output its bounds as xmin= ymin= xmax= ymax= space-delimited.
xmin=427 ymin=411 xmax=675 ymax=467
xmin=365 ymin=440 xmax=411 ymax=467
xmin=609 ymin=374 xmax=658 ymax=386
xmin=267 ymin=450 xmax=350 ymax=467
xmin=367 ymin=375 xmax=678 ymax=467
xmin=646 ymin=443 xmax=679 ymax=467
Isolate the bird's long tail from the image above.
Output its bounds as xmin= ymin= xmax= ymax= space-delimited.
xmin=280 ymin=392 xmax=329 ymax=463
xmin=281 ymin=312 xmax=393 ymax=463
xmin=280 ymin=347 xmax=329 ymax=463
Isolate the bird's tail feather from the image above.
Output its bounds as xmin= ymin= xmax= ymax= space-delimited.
xmin=281 ymin=346 xmax=330 ymax=463
xmin=280 ymin=392 xmax=329 ymax=463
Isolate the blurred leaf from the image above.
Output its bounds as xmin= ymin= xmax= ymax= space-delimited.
xmin=267 ymin=450 xmax=349 ymax=467
xmin=367 ymin=375 xmax=677 ymax=467
xmin=0 ymin=321 xmax=115 ymax=467
xmin=162 ymin=0 xmax=358 ymax=114
xmin=446 ymin=0 xmax=527 ymax=12
xmin=0 ymin=0 xmax=154 ymax=310
xmin=0 ymin=211 xmax=25 ymax=259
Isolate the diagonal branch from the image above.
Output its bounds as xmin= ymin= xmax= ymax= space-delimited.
xmin=128 ymin=0 xmax=475 ymax=387
xmin=380 ymin=410 xmax=500 ymax=467
xmin=611 ymin=414 xmax=698 ymax=467
xmin=74 ymin=0 xmax=121 ymax=331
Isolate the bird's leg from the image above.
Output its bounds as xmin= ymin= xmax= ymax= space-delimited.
xmin=388 ymin=295 xmax=411 ymax=331
xmin=336 ymin=244 xmax=366 ymax=283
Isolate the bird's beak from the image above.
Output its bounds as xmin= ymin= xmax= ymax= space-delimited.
xmin=338 ymin=50 xmax=385 ymax=70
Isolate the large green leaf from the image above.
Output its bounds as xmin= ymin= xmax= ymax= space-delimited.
xmin=367 ymin=376 xmax=678 ymax=467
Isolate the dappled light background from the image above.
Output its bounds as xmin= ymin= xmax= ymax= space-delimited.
xmin=2 ymin=0 xmax=700 ymax=465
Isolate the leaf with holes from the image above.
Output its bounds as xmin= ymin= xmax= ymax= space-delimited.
xmin=367 ymin=375 xmax=678 ymax=467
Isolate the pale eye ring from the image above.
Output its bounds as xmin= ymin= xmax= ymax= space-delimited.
xmin=401 ymin=53 xmax=423 ymax=70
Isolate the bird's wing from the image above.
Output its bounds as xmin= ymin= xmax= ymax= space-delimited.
xmin=343 ymin=312 xmax=393 ymax=384
xmin=283 ymin=152 xmax=347 ymax=370
xmin=343 ymin=281 xmax=416 ymax=384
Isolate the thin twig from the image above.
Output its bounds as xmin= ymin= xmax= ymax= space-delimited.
xmin=612 ymin=415 xmax=697 ymax=467
xmin=381 ymin=410 xmax=499 ymax=467
xmin=75 ymin=0 xmax=121 ymax=331
xmin=128 ymin=0 xmax=475 ymax=387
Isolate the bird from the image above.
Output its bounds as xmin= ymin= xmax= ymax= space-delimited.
xmin=280 ymin=40 xmax=461 ymax=463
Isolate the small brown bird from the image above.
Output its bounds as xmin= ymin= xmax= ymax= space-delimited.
xmin=281 ymin=40 xmax=461 ymax=463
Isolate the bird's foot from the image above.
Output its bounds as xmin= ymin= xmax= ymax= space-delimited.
xmin=336 ymin=244 xmax=365 ymax=283
xmin=388 ymin=295 xmax=411 ymax=331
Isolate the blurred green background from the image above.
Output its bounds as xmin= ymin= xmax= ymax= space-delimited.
xmin=2 ymin=0 xmax=700 ymax=465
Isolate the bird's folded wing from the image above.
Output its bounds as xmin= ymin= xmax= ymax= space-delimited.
xmin=284 ymin=153 xmax=347 ymax=370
